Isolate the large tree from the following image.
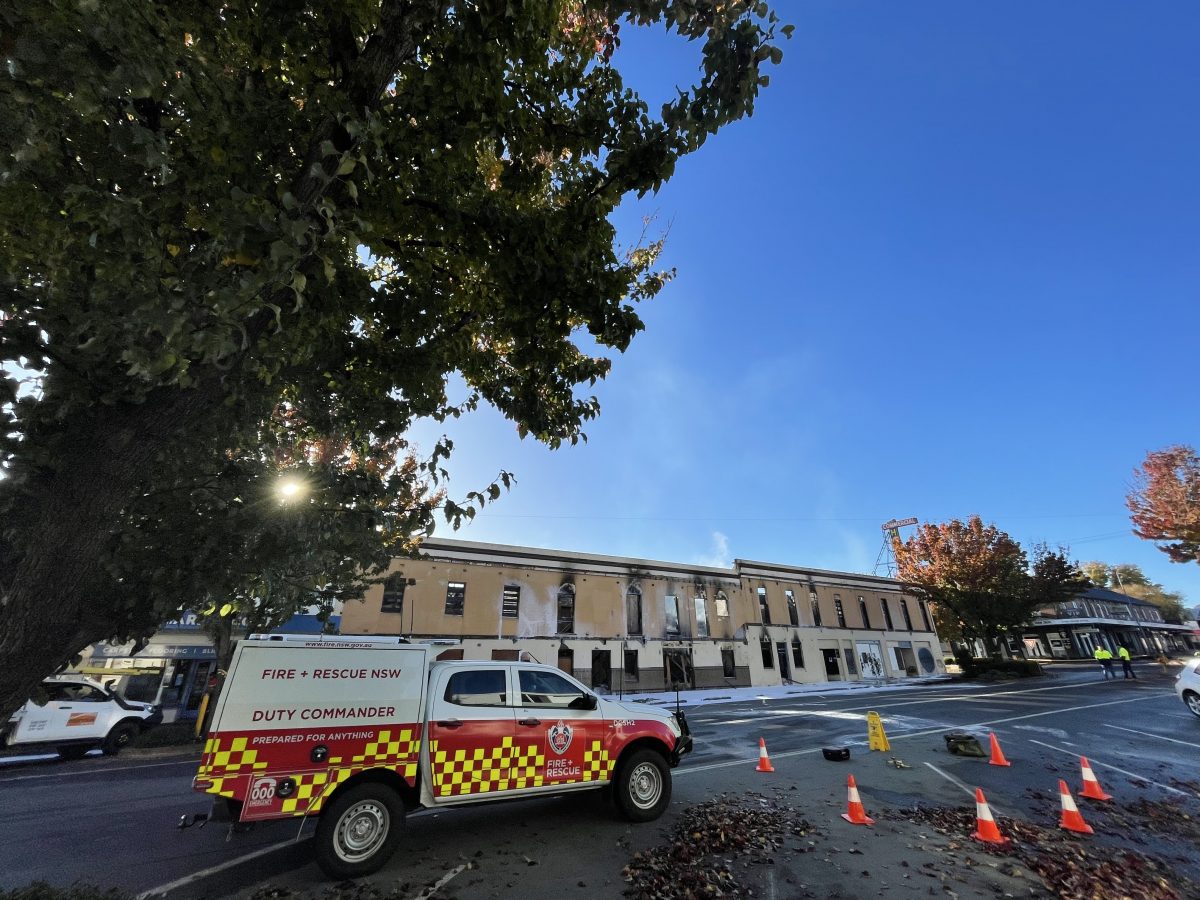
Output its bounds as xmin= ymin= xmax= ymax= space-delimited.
xmin=892 ymin=517 xmax=1088 ymax=657
xmin=0 ymin=1 xmax=788 ymax=721
xmin=1128 ymin=445 xmax=1200 ymax=565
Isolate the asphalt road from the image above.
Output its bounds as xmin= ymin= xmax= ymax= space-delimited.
xmin=1 ymin=664 xmax=1196 ymax=899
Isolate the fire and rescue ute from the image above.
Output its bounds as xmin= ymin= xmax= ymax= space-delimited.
xmin=193 ymin=635 xmax=693 ymax=879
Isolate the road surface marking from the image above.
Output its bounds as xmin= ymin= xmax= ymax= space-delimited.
xmin=0 ymin=758 xmax=197 ymax=784
xmin=1026 ymin=739 xmax=1192 ymax=798
xmin=1102 ymin=724 xmax=1200 ymax=750
xmin=135 ymin=838 xmax=299 ymax=899
xmin=923 ymin=762 xmax=1000 ymax=813
xmin=681 ymin=696 xmax=1152 ymax=776
xmin=410 ymin=863 xmax=467 ymax=900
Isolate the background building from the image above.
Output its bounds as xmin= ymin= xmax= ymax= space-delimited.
xmin=1020 ymin=586 xmax=1197 ymax=659
xmin=339 ymin=539 xmax=944 ymax=691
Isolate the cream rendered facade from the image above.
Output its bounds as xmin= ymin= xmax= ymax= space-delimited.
xmin=338 ymin=539 xmax=944 ymax=692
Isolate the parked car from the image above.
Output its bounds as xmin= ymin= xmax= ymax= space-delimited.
xmin=2 ymin=676 xmax=162 ymax=760
xmin=1176 ymin=657 xmax=1200 ymax=718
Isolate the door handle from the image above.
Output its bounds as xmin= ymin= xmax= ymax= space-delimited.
xmin=435 ymin=719 xmax=463 ymax=729
xmin=518 ymin=718 xmax=541 ymax=727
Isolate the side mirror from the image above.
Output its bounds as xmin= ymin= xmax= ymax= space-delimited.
xmin=569 ymin=693 xmax=598 ymax=711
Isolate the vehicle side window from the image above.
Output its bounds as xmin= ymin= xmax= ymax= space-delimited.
xmin=443 ymin=670 xmax=507 ymax=707
xmin=59 ymin=684 xmax=108 ymax=702
xmin=518 ymin=670 xmax=586 ymax=708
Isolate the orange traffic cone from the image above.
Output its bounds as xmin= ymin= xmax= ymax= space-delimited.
xmin=1079 ymin=757 xmax=1112 ymax=801
xmin=755 ymin=737 xmax=775 ymax=773
xmin=987 ymin=732 xmax=1011 ymax=767
xmin=841 ymin=774 xmax=875 ymax=825
xmin=971 ymin=788 xmax=1011 ymax=846
xmin=1057 ymin=779 xmax=1094 ymax=835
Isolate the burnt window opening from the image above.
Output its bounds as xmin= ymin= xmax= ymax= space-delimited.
xmin=721 ymin=647 xmax=736 ymax=679
xmin=557 ymin=583 xmax=576 ymax=634
xmin=714 ymin=591 xmax=730 ymax=618
xmin=757 ymin=586 xmax=771 ymax=625
xmin=901 ymin=598 xmax=915 ymax=631
xmin=920 ymin=600 xmax=933 ymax=632
xmin=810 ymin=591 xmax=822 ymax=627
xmin=760 ymin=637 xmax=774 ymax=669
xmin=791 ymin=638 xmax=804 ymax=668
xmin=624 ymin=648 xmax=639 ymax=679
xmin=626 ymin=585 xmax=643 ymax=636
xmin=444 ymin=582 xmax=465 ymax=616
xmin=381 ymin=573 xmax=406 ymax=615
xmin=694 ymin=595 xmax=709 ymax=638
xmin=881 ymin=597 xmax=895 ymax=630
xmin=858 ymin=596 xmax=870 ymax=629
xmin=785 ymin=590 xmax=799 ymax=626
xmin=502 ymin=585 xmax=520 ymax=619
xmin=834 ymin=595 xmax=846 ymax=628
xmin=664 ymin=595 xmax=680 ymax=635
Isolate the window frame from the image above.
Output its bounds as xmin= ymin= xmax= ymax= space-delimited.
xmin=785 ymin=590 xmax=799 ymax=627
xmin=759 ymin=637 xmax=774 ymax=669
xmin=834 ymin=594 xmax=846 ymax=628
xmin=557 ymin=583 xmax=575 ymax=635
xmin=381 ymin=573 xmax=406 ymax=615
xmin=443 ymin=669 xmax=507 ymax=707
xmin=757 ymin=586 xmax=772 ymax=625
xmin=791 ymin=638 xmax=804 ymax=668
xmin=810 ymin=590 xmax=822 ymax=627
xmin=880 ymin=597 xmax=895 ymax=630
xmin=721 ymin=647 xmax=736 ymax=679
xmin=501 ymin=584 xmax=520 ymax=619
xmin=901 ymin=598 xmax=914 ymax=631
xmin=694 ymin=594 xmax=709 ymax=638
xmin=444 ymin=581 xmax=466 ymax=616
xmin=664 ymin=594 xmax=680 ymax=636
xmin=858 ymin=595 xmax=870 ymax=629
xmin=626 ymin=584 xmax=643 ymax=636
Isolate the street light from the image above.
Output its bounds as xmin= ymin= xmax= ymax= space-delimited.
xmin=276 ymin=475 xmax=308 ymax=504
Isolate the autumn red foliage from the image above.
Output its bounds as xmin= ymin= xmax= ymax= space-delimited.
xmin=1127 ymin=445 xmax=1200 ymax=565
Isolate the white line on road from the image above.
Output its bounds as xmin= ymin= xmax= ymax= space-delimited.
xmin=1026 ymin=739 xmax=1192 ymax=798
xmin=0 ymin=758 xmax=197 ymax=783
xmin=134 ymin=838 xmax=300 ymax=899
xmin=923 ymin=762 xmax=996 ymax=813
xmin=1102 ymin=724 xmax=1200 ymax=750
xmin=679 ymin=695 xmax=1153 ymax=776
xmin=410 ymin=863 xmax=467 ymax=900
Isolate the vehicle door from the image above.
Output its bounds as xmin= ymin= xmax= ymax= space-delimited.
xmin=515 ymin=667 xmax=608 ymax=790
xmin=51 ymin=683 xmax=113 ymax=740
xmin=426 ymin=667 xmax=518 ymax=801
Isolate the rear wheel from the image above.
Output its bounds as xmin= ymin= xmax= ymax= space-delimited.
xmin=1185 ymin=691 xmax=1200 ymax=719
xmin=315 ymin=783 xmax=405 ymax=879
xmin=614 ymin=749 xmax=671 ymax=822
xmin=101 ymin=722 xmax=138 ymax=756
xmin=57 ymin=745 xmax=91 ymax=761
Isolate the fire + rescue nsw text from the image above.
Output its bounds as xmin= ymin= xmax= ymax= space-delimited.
xmin=260 ymin=668 xmax=404 ymax=679
xmin=251 ymin=706 xmax=396 ymax=722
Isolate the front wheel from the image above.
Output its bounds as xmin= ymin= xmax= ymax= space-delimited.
xmin=1185 ymin=691 xmax=1200 ymax=719
xmin=102 ymin=722 xmax=138 ymax=756
xmin=315 ymin=783 xmax=405 ymax=880
xmin=614 ymin=749 xmax=671 ymax=822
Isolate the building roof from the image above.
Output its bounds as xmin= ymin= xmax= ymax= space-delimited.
xmin=1081 ymin=586 xmax=1159 ymax=608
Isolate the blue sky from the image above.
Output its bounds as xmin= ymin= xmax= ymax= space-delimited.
xmin=411 ymin=2 xmax=1199 ymax=603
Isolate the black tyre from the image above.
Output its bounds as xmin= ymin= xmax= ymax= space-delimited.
xmin=613 ymin=748 xmax=671 ymax=822
xmin=314 ymin=783 xmax=405 ymax=880
xmin=101 ymin=722 xmax=139 ymax=756
xmin=1185 ymin=691 xmax=1200 ymax=719
xmin=57 ymin=745 xmax=91 ymax=761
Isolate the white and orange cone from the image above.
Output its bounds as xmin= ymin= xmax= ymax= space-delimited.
xmin=755 ymin=737 xmax=775 ymax=773
xmin=971 ymin=788 xmax=1010 ymax=846
xmin=987 ymin=732 xmax=1012 ymax=767
xmin=840 ymin=774 xmax=875 ymax=825
xmin=1079 ymin=757 xmax=1112 ymax=801
xmin=1057 ymin=779 xmax=1094 ymax=835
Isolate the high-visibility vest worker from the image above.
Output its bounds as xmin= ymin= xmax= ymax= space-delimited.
xmin=1094 ymin=647 xmax=1112 ymax=660
xmin=1118 ymin=647 xmax=1131 ymax=661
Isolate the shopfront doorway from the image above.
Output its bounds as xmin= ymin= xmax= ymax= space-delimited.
xmin=821 ymin=648 xmax=842 ymax=680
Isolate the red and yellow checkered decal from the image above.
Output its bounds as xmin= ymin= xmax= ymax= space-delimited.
xmin=430 ymin=735 xmax=545 ymax=796
xmin=196 ymin=727 xmax=420 ymax=818
xmin=581 ymin=741 xmax=614 ymax=781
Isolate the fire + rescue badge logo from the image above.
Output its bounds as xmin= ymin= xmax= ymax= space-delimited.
xmin=548 ymin=719 xmax=573 ymax=755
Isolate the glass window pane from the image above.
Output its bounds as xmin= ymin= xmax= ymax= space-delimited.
xmin=444 ymin=670 xmax=507 ymax=706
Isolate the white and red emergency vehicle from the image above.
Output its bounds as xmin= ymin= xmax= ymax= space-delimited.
xmin=193 ymin=635 xmax=693 ymax=878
